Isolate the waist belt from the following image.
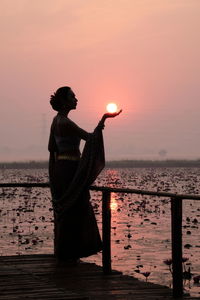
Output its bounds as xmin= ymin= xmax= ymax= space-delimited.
xmin=55 ymin=153 xmax=80 ymax=161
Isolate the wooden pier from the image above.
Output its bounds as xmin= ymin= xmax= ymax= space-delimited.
xmin=1 ymin=183 xmax=200 ymax=298
xmin=0 ymin=254 xmax=198 ymax=300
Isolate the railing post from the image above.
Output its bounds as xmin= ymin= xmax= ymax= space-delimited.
xmin=53 ymin=211 xmax=57 ymax=257
xmin=102 ymin=190 xmax=111 ymax=274
xmin=171 ymin=197 xmax=183 ymax=298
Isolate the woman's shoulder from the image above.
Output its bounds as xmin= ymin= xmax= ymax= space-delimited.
xmin=53 ymin=114 xmax=90 ymax=140
xmin=55 ymin=114 xmax=79 ymax=130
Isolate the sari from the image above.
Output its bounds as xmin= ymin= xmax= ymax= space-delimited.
xmin=49 ymin=125 xmax=105 ymax=260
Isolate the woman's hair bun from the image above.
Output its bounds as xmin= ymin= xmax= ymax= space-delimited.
xmin=50 ymin=86 xmax=71 ymax=111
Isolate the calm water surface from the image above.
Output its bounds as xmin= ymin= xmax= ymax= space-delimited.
xmin=0 ymin=167 xmax=200 ymax=297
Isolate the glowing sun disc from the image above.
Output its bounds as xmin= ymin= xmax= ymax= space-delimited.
xmin=106 ymin=103 xmax=118 ymax=113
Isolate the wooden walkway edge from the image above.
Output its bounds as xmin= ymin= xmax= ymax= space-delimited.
xmin=0 ymin=254 xmax=198 ymax=300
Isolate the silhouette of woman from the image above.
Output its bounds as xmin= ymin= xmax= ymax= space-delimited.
xmin=48 ymin=86 xmax=121 ymax=263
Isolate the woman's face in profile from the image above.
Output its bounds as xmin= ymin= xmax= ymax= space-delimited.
xmin=65 ymin=89 xmax=78 ymax=110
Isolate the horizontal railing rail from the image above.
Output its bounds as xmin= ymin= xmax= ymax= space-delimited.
xmin=1 ymin=182 xmax=200 ymax=298
xmin=1 ymin=182 xmax=200 ymax=200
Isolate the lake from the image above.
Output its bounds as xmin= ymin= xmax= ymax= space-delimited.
xmin=0 ymin=167 xmax=200 ymax=297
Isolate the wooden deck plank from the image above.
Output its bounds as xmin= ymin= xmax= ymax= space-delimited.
xmin=0 ymin=254 xmax=198 ymax=300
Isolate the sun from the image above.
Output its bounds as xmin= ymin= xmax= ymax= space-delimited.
xmin=106 ymin=103 xmax=118 ymax=113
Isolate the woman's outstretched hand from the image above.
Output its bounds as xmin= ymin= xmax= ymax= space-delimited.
xmin=103 ymin=109 xmax=122 ymax=119
xmin=97 ymin=109 xmax=122 ymax=130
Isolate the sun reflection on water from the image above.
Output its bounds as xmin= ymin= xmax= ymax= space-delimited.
xmin=110 ymin=193 xmax=118 ymax=211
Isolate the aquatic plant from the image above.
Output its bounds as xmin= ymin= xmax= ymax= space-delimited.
xmin=163 ymin=259 xmax=173 ymax=274
xmin=163 ymin=257 xmax=192 ymax=280
xmin=193 ymin=275 xmax=200 ymax=284
xmin=183 ymin=267 xmax=192 ymax=280
xmin=141 ymin=271 xmax=151 ymax=282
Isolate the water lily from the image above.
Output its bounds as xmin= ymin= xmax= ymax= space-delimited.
xmin=163 ymin=259 xmax=172 ymax=266
xmin=141 ymin=272 xmax=151 ymax=281
xmin=182 ymin=257 xmax=189 ymax=263
xmin=183 ymin=267 xmax=192 ymax=280
xmin=193 ymin=275 xmax=200 ymax=284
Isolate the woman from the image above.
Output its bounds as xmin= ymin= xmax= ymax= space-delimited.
xmin=48 ymin=86 xmax=121 ymax=263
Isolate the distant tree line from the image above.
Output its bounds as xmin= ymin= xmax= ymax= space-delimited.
xmin=0 ymin=161 xmax=48 ymax=169
xmin=106 ymin=159 xmax=200 ymax=168
xmin=1 ymin=159 xmax=200 ymax=169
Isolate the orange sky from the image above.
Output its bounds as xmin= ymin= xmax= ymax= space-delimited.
xmin=0 ymin=0 xmax=200 ymax=161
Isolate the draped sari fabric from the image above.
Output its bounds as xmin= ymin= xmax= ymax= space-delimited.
xmin=49 ymin=127 xmax=105 ymax=260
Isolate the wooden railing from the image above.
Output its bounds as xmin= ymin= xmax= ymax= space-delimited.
xmin=1 ymin=182 xmax=200 ymax=298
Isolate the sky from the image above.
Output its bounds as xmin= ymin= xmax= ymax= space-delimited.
xmin=0 ymin=0 xmax=200 ymax=161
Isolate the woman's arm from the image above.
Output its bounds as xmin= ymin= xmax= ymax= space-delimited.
xmin=58 ymin=109 xmax=122 ymax=140
xmin=72 ymin=124 xmax=90 ymax=141
xmin=60 ymin=117 xmax=90 ymax=141
xmin=97 ymin=110 xmax=122 ymax=129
